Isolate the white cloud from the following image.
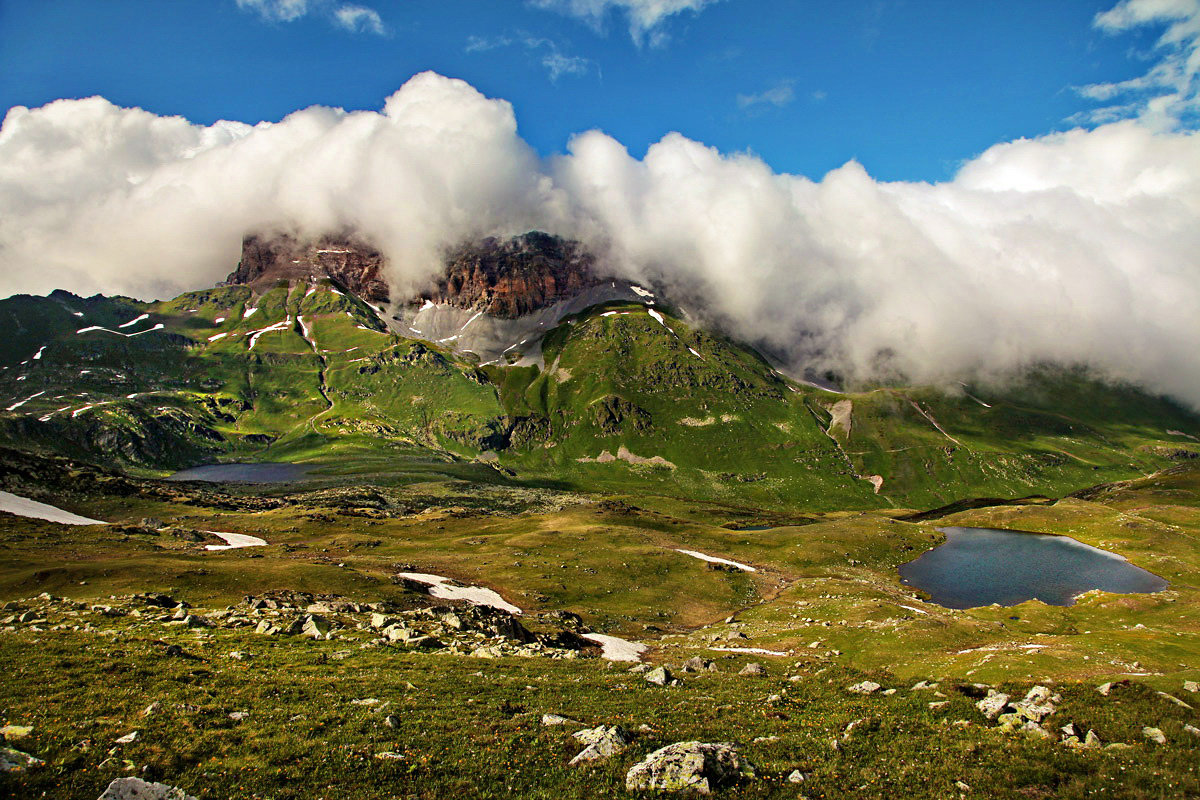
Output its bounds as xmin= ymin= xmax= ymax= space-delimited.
xmin=531 ymin=0 xmax=719 ymax=45
xmin=465 ymin=33 xmax=595 ymax=81
xmin=1079 ymin=0 xmax=1200 ymax=126
xmin=736 ymin=80 xmax=796 ymax=110
xmin=236 ymin=0 xmax=310 ymax=22
xmin=1 ymin=71 xmax=1199 ymax=410
xmin=236 ymin=0 xmax=387 ymax=35
xmin=333 ymin=4 xmax=386 ymax=35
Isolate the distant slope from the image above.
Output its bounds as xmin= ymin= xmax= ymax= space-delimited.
xmin=0 ymin=283 xmax=1197 ymax=510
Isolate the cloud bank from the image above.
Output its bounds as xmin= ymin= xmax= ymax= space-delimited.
xmin=1 ymin=71 xmax=1198 ymax=406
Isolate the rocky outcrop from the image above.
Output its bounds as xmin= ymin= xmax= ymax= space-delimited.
xmin=625 ymin=742 xmax=755 ymax=795
xmin=419 ymin=231 xmax=599 ymax=318
xmin=226 ymin=233 xmax=390 ymax=304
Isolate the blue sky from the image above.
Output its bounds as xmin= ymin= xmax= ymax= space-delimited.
xmin=0 ymin=0 xmax=1165 ymax=181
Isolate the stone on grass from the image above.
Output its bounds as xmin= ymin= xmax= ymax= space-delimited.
xmin=847 ymin=681 xmax=881 ymax=695
xmin=569 ymin=725 xmax=631 ymax=765
xmin=115 ymin=731 xmax=139 ymax=745
xmin=1143 ymin=727 xmax=1166 ymax=745
xmin=625 ymin=741 xmax=755 ymax=795
xmin=1184 ymin=680 xmax=1198 ymax=694
xmin=541 ymin=714 xmax=582 ymax=727
xmin=96 ymin=777 xmax=198 ymax=800
xmin=1096 ymin=682 xmax=1113 ymax=696
xmin=645 ymin=666 xmax=673 ymax=686
xmin=1156 ymin=692 xmax=1193 ymax=710
xmin=1183 ymin=724 xmax=1200 ymax=738
xmin=0 ymin=725 xmax=32 ymax=740
xmin=681 ymin=656 xmax=715 ymax=673
xmin=385 ymin=715 xmax=401 ymax=729
xmin=787 ymin=769 xmax=806 ymax=783
xmin=738 ymin=663 xmax=765 ymax=676
xmin=976 ymin=691 xmax=1010 ymax=720
xmin=0 ymin=746 xmax=44 ymax=772
xmin=1013 ymin=686 xmax=1056 ymax=723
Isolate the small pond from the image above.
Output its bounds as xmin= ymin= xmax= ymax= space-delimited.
xmin=898 ymin=526 xmax=1167 ymax=609
xmin=166 ymin=463 xmax=319 ymax=484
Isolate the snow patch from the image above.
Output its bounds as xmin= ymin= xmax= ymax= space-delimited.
xmin=630 ymin=285 xmax=654 ymax=299
xmin=214 ymin=316 xmax=226 ymax=324
xmin=675 ymin=549 xmax=757 ymax=572
xmin=581 ymin=633 xmax=647 ymax=662
xmin=5 ymin=391 xmax=45 ymax=411
xmin=459 ymin=311 xmax=484 ymax=331
xmin=76 ymin=323 xmax=164 ymax=338
xmin=118 ymin=313 xmax=149 ymax=328
xmin=205 ymin=531 xmax=268 ymax=551
xmin=0 ymin=491 xmax=107 ymax=525
xmin=394 ymin=572 xmax=521 ymax=615
xmin=207 ymin=333 xmax=228 ymax=342
xmin=709 ymin=646 xmax=789 ymax=656
xmin=243 ymin=307 xmax=258 ymax=319
xmin=247 ymin=318 xmax=292 ymax=350
xmin=32 ymin=346 xmax=46 ymax=360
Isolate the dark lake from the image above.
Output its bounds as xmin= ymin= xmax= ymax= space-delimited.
xmin=166 ymin=463 xmax=319 ymax=484
xmin=898 ymin=526 xmax=1167 ymax=609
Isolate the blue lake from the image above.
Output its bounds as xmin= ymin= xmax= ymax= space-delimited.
xmin=898 ymin=526 xmax=1167 ymax=609
xmin=166 ymin=463 xmax=319 ymax=484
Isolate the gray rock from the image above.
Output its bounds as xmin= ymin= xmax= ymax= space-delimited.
xmin=847 ymin=680 xmax=881 ymax=695
xmin=1096 ymin=682 xmax=1113 ymax=696
xmin=1013 ymin=686 xmax=1056 ymax=722
xmin=97 ymin=777 xmax=198 ymax=800
xmin=300 ymin=615 xmax=331 ymax=639
xmin=541 ymin=714 xmax=582 ymax=726
xmin=569 ymin=725 xmax=630 ymax=765
xmin=1183 ymin=724 xmax=1200 ymax=738
xmin=1156 ymin=692 xmax=1194 ymax=710
xmin=0 ymin=746 xmax=44 ymax=772
xmin=787 ymin=769 xmax=806 ymax=783
xmin=1143 ymin=727 xmax=1166 ymax=745
xmin=738 ymin=662 xmax=765 ymax=676
xmin=625 ymin=741 xmax=755 ymax=795
xmin=385 ymin=715 xmax=401 ymax=729
xmin=680 ymin=656 xmax=713 ymax=673
xmin=645 ymin=666 xmax=673 ymax=686
xmin=1184 ymin=680 xmax=1199 ymax=694
xmin=976 ymin=690 xmax=1010 ymax=720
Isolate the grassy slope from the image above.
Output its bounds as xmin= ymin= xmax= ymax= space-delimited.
xmin=0 ymin=289 xmax=1197 ymax=510
xmin=1 ymin=463 xmax=1199 ymax=799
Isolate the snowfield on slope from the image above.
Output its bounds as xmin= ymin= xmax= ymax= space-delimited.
xmin=394 ymin=572 xmax=522 ymax=614
xmin=580 ymin=633 xmax=648 ymax=662
xmin=0 ymin=491 xmax=107 ymax=525
xmin=675 ymin=549 xmax=757 ymax=572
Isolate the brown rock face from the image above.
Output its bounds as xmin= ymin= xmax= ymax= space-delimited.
xmin=420 ymin=231 xmax=599 ymax=318
xmin=226 ymin=233 xmax=390 ymax=304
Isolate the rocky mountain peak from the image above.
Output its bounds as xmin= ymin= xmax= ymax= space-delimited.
xmin=225 ymin=233 xmax=390 ymax=304
xmin=418 ymin=231 xmax=600 ymax=319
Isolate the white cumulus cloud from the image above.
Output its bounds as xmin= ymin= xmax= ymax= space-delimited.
xmin=1 ymin=61 xmax=1198 ymax=408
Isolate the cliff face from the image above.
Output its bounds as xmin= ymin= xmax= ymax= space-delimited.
xmin=226 ymin=234 xmax=390 ymax=304
xmin=419 ymin=232 xmax=600 ymax=319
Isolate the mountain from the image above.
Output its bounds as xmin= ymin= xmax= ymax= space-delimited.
xmin=0 ymin=231 xmax=1196 ymax=511
xmin=226 ymin=233 xmax=391 ymax=304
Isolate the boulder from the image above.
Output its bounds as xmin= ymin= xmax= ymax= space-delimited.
xmin=541 ymin=714 xmax=582 ymax=727
xmin=0 ymin=746 xmax=44 ymax=772
xmin=1143 ymin=727 xmax=1166 ymax=745
xmin=976 ymin=690 xmax=1010 ymax=720
xmin=645 ymin=666 xmax=673 ymax=686
xmin=1012 ymin=686 xmax=1056 ymax=722
xmin=738 ymin=662 xmax=765 ymax=676
xmin=625 ymin=742 xmax=755 ymax=795
xmin=569 ymin=725 xmax=631 ymax=765
xmin=300 ymin=615 xmax=331 ymax=639
xmin=847 ymin=681 xmax=881 ymax=695
xmin=96 ymin=777 xmax=198 ymax=800
xmin=680 ymin=656 xmax=714 ymax=673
